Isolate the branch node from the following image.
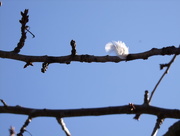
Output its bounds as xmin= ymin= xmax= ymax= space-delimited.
xmin=161 ymin=46 xmax=176 ymax=55
xmin=129 ymin=103 xmax=136 ymax=111
xmin=134 ymin=90 xmax=149 ymax=120
xmin=24 ymin=62 xmax=33 ymax=68
xmin=160 ymin=63 xmax=169 ymax=70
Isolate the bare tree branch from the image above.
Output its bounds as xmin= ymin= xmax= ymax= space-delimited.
xmin=0 ymin=104 xmax=179 ymax=119
xmin=0 ymin=46 xmax=180 ymax=65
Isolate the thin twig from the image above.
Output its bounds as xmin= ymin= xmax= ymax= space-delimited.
xmin=25 ymin=26 xmax=35 ymax=38
xmin=0 ymin=104 xmax=179 ymax=119
xmin=17 ymin=116 xmax=32 ymax=136
xmin=151 ymin=116 xmax=164 ymax=136
xmin=149 ymin=54 xmax=177 ymax=103
xmin=56 ymin=118 xmax=71 ymax=136
xmin=0 ymin=99 xmax=8 ymax=107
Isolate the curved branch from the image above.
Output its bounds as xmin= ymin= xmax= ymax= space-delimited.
xmin=0 ymin=46 xmax=179 ymax=64
xmin=0 ymin=105 xmax=179 ymax=119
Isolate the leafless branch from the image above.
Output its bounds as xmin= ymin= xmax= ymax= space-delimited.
xmin=149 ymin=54 xmax=177 ymax=103
xmin=0 ymin=104 xmax=179 ymax=119
xmin=17 ymin=116 xmax=32 ymax=136
xmin=134 ymin=55 xmax=177 ymax=120
xmin=12 ymin=9 xmax=29 ymax=53
xmin=56 ymin=118 xmax=71 ymax=136
xmin=0 ymin=46 xmax=180 ymax=65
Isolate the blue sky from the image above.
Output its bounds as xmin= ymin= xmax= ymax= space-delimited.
xmin=0 ymin=0 xmax=180 ymax=136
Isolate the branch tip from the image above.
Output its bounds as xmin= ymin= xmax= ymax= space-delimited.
xmin=144 ymin=90 xmax=149 ymax=105
xmin=13 ymin=9 xmax=30 ymax=53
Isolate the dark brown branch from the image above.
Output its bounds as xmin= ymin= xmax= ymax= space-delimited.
xmin=0 ymin=105 xmax=179 ymax=119
xmin=56 ymin=118 xmax=71 ymax=136
xmin=13 ymin=9 xmax=29 ymax=53
xmin=0 ymin=46 xmax=180 ymax=64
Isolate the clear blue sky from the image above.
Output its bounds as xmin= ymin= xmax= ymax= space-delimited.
xmin=0 ymin=0 xmax=180 ymax=136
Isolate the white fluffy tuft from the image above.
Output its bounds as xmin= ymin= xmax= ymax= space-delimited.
xmin=105 ymin=41 xmax=129 ymax=59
